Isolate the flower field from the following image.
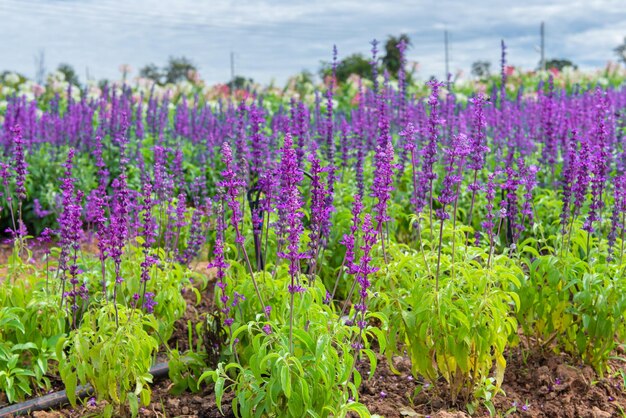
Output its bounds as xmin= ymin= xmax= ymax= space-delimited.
xmin=0 ymin=43 xmax=626 ymax=417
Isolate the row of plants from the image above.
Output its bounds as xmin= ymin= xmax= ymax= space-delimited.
xmin=0 ymin=42 xmax=625 ymax=417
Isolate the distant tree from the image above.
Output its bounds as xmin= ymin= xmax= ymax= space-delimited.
xmin=0 ymin=71 xmax=26 ymax=82
xmin=382 ymin=33 xmax=411 ymax=76
xmin=471 ymin=60 xmax=491 ymax=79
xmin=139 ymin=63 xmax=163 ymax=84
xmin=337 ymin=53 xmax=372 ymax=82
xmin=164 ymin=56 xmax=197 ymax=84
xmin=544 ymin=58 xmax=577 ymax=71
xmin=227 ymin=75 xmax=254 ymax=90
xmin=289 ymin=70 xmax=314 ymax=98
xmin=295 ymin=69 xmax=314 ymax=85
xmin=319 ymin=53 xmax=372 ymax=83
xmin=615 ymin=37 xmax=626 ymax=65
xmin=57 ymin=63 xmax=79 ymax=85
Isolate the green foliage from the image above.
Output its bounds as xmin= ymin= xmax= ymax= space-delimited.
xmin=382 ymin=34 xmax=411 ymax=76
xmin=471 ymin=61 xmax=491 ymax=79
xmin=164 ymin=56 xmax=197 ymax=84
xmin=380 ymin=238 xmax=518 ymax=405
xmin=545 ymin=58 xmax=578 ymax=71
xmin=56 ymin=304 xmax=159 ymax=416
xmin=515 ymin=227 xmax=626 ymax=374
xmin=320 ymin=54 xmax=373 ymax=84
xmin=56 ymin=63 xmax=80 ymax=85
xmin=0 ymin=245 xmax=66 ymax=403
xmin=139 ymin=63 xmax=163 ymax=84
xmin=227 ymin=76 xmax=255 ymax=90
xmin=109 ymin=244 xmax=190 ymax=342
xmin=202 ymin=255 xmax=381 ymax=417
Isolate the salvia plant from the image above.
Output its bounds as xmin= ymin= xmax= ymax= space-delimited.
xmin=0 ymin=40 xmax=625 ymax=417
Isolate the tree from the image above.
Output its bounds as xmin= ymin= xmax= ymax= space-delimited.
xmin=319 ymin=53 xmax=372 ymax=83
xmin=544 ymin=58 xmax=577 ymax=71
xmin=164 ymin=56 xmax=197 ymax=84
xmin=57 ymin=63 xmax=79 ymax=85
xmin=471 ymin=60 xmax=491 ymax=79
xmin=139 ymin=63 xmax=163 ymax=84
xmin=382 ymin=33 xmax=411 ymax=76
xmin=615 ymin=37 xmax=626 ymax=65
xmin=227 ymin=75 xmax=254 ymax=90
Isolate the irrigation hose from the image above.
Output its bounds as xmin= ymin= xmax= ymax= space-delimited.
xmin=0 ymin=362 xmax=170 ymax=417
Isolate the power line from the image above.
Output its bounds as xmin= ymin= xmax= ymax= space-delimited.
xmin=1 ymin=0 xmax=363 ymax=39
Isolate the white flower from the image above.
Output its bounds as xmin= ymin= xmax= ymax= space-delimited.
xmin=3 ymin=72 xmax=20 ymax=85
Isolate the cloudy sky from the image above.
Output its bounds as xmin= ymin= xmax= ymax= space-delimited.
xmin=1 ymin=0 xmax=624 ymax=85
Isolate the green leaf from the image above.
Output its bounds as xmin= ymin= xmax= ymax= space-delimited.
xmin=280 ymin=364 xmax=292 ymax=399
xmin=346 ymin=402 xmax=371 ymax=417
xmin=215 ymin=377 xmax=225 ymax=413
xmin=197 ymin=370 xmax=217 ymax=388
xmin=127 ymin=392 xmax=139 ymax=417
xmin=362 ymin=349 xmax=377 ymax=380
xmin=65 ymin=371 xmax=77 ymax=407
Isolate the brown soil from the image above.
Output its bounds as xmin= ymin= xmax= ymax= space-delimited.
xmin=3 ymin=264 xmax=625 ymax=418
xmin=22 ymin=344 xmax=626 ymax=418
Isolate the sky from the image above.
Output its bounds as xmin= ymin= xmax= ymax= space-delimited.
xmin=0 ymin=0 xmax=625 ymax=85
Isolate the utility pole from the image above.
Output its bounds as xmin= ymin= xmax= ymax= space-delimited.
xmin=444 ymin=29 xmax=450 ymax=87
xmin=34 ymin=49 xmax=46 ymax=85
xmin=540 ymin=21 xmax=545 ymax=71
xmin=230 ymin=51 xmax=235 ymax=88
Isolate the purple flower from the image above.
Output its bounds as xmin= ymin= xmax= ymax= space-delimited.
xmin=341 ymin=195 xmax=364 ymax=275
xmin=572 ymin=136 xmax=591 ymax=219
xmin=139 ymin=182 xmax=157 ymax=249
xmin=399 ymin=123 xmax=425 ymax=214
xmin=179 ymin=206 xmax=208 ymax=266
xmin=370 ymin=39 xmax=379 ymax=95
xmin=209 ymin=200 xmax=231 ymax=323
xmin=351 ymin=214 xmax=379 ymax=335
xmin=607 ymin=174 xmax=626 ymax=262
xmin=583 ymin=89 xmax=610 ymax=235
xmin=143 ymin=292 xmax=157 ymax=314
xmin=249 ymin=104 xmax=268 ymax=180
xmin=371 ymin=139 xmax=395 ymax=234
xmin=560 ymin=129 xmax=579 ymax=232
xmin=10 ymin=125 xmax=27 ymax=202
xmin=325 ymin=45 xmax=337 ymax=165
xmin=482 ymin=171 xmax=501 ymax=266
xmin=58 ymin=150 xmax=84 ymax=310
xmin=436 ymin=134 xmax=470 ymax=220
xmin=307 ymin=154 xmax=332 ymax=270
xmin=467 ymin=93 xmax=490 ymax=173
xmin=277 ymin=134 xmax=307 ymax=284
xmin=33 ymin=199 xmax=51 ymax=218
xmin=219 ymin=142 xmax=246 ymax=245
xmin=422 ymin=80 xmax=444 ymax=225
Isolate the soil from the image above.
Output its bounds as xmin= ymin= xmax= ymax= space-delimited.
xmin=2 ymin=263 xmax=625 ymax=418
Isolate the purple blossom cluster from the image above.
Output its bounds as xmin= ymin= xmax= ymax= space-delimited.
xmin=1 ymin=44 xmax=626 ymax=369
xmin=277 ymin=134 xmax=306 ymax=291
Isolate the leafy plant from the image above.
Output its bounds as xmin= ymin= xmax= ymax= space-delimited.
xmin=200 ymin=266 xmax=380 ymax=417
xmin=56 ymin=304 xmax=159 ymax=417
xmin=381 ymin=239 xmax=519 ymax=405
xmin=515 ymin=229 xmax=626 ymax=373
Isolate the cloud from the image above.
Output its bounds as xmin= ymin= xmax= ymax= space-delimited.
xmin=0 ymin=0 xmax=624 ymax=84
